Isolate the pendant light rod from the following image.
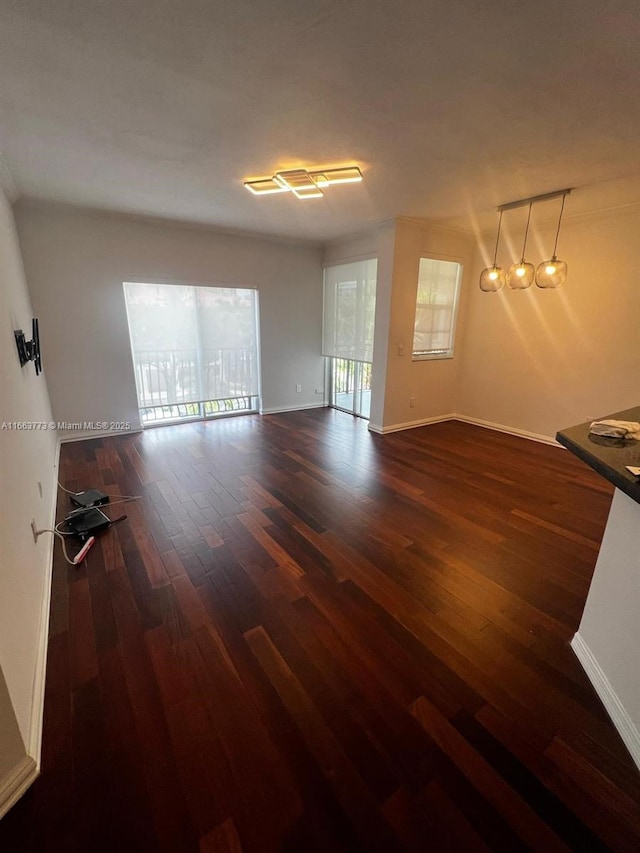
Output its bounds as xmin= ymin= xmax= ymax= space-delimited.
xmin=520 ymin=203 xmax=533 ymax=262
xmin=497 ymin=187 xmax=572 ymax=213
xmin=551 ymin=193 xmax=567 ymax=258
xmin=492 ymin=210 xmax=503 ymax=266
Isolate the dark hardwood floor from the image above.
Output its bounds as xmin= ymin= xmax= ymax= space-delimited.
xmin=2 ymin=409 xmax=640 ymax=851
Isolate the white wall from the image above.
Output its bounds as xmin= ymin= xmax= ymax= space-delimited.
xmin=323 ymin=229 xmax=381 ymax=267
xmin=0 ymin=185 xmax=57 ymax=760
xmin=573 ymin=488 xmax=640 ymax=769
xmin=14 ymin=202 xmax=325 ymax=435
xmin=457 ymin=205 xmax=640 ymax=439
xmin=381 ymin=219 xmax=475 ymax=431
xmin=0 ymin=668 xmax=25 ymax=782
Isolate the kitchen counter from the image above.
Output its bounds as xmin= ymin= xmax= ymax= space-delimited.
xmin=556 ymin=406 xmax=640 ymax=504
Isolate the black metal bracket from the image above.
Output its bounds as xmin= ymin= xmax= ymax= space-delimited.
xmin=14 ymin=318 xmax=42 ymax=375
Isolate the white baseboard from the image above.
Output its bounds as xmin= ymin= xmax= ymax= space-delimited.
xmin=26 ymin=438 xmax=62 ymax=766
xmin=368 ymin=413 xmax=456 ymax=435
xmin=59 ymin=427 xmax=143 ymax=443
xmin=571 ymin=632 xmax=640 ymax=771
xmin=260 ymin=403 xmax=326 ymax=415
xmin=0 ymin=756 xmax=38 ymax=820
xmin=367 ymin=412 xmax=559 ymax=444
xmin=451 ymin=414 xmax=560 ymax=447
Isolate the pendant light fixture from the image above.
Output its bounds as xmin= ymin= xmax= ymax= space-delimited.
xmin=479 ymin=210 xmax=506 ymax=292
xmin=507 ymin=203 xmax=535 ymax=289
xmin=536 ymin=193 xmax=568 ymax=288
xmin=480 ymin=188 xmax=572 ymax=294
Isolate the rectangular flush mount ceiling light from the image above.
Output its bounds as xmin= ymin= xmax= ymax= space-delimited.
xmin=274 ymin=169 xmax=324 ymax=199
xmin=244 ymin=166 xmax=363 ymax=199
xmin=311 ymin=167 xmax=363 ymax=187
xmin=243 ymin=178 xmax=288 ymax=196
xmin=273 ymin=170 xmax=317 ymax=191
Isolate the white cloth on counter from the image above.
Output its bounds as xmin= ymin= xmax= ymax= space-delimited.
xmin=589 ymin=419 xmax=640 ymax=440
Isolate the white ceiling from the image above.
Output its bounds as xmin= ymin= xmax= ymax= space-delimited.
xmin=0 ymin=0 xmax=639 ymax=241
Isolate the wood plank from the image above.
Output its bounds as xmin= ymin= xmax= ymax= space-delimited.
xmin=244 ymin=625 xmax=404 ymax=852
xmin=410 ymin=695 xmax=569 ymax=852
xmin=199 ymin=818 xmax=243 ymax=853
xmin=68 ymin=575 xmax=98 ymax=687
xmin=236 ymin=511 xmax=305 ymax=579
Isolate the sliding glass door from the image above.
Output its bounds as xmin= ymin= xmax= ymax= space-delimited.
xmin=330 ymin=358 xmax=371 ymax=419
xmin=124 ymin=282 xmax=260 ymax=425
xmin=323 ymin=258 xmax=377 ymax=421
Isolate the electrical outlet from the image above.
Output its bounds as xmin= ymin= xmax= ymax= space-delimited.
xmin=316 ymin=387 xmax=324 ymax=394
xmin=296 ymin=384 xmax=302 ymax=393
xmin=30 ymin=518 xmax=39 ymax=543
xmin=410 ymin=396 xmax=415 ymax=408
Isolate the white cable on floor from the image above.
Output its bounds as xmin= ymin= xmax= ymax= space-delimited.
xmin=35 ymin=528 xmax=87 ymax=565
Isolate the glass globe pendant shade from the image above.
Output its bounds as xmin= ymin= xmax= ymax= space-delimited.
xmin=507 ymin=261 xmax=535 ymax=289
xmin=536 ymin=257 xmax=567 ymax=288
xmin=479 ymin=265 xmax=506 ymax=292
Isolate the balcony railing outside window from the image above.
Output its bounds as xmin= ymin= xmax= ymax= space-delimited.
xmin=133 ymin=346 xmax=258 ymax=424
xmin=330 ymin=357 xmax=371 ymax=420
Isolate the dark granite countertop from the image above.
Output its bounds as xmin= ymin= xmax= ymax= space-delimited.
xmin=556 ymin=407 xmax=640 ymax=505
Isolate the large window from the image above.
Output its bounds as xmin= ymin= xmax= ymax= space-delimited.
xmin=412 ymin=258 xmax=462 ymax=360
xmin=323 ymin=259 xmax=377 ymax=363
xmin=124 ymin=282 xmax=260 ymax=425
xmin=323 ymin=259 xmax=377 ymax=419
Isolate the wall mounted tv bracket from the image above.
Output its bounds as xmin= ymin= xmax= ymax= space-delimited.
xmin=14 ymin=318 xmax=42 ymax=375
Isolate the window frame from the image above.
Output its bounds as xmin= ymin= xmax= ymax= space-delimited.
xmin=411 ymin=253 xmax=463 ymax=362
xmin=123 ymin=280 xmax=262 ymax=426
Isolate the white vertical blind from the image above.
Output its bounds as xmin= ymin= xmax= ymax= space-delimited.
xmin=322 ymin=259 xmax=378 ymax=363
xmin=412 ymin=258 xmax=462 ymax=357
xmin=123 ymin=282 xmax=259 ymax=408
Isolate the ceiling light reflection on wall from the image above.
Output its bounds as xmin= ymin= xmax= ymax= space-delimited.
xmin=244 ymin=166 xmax=363 ymax=199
